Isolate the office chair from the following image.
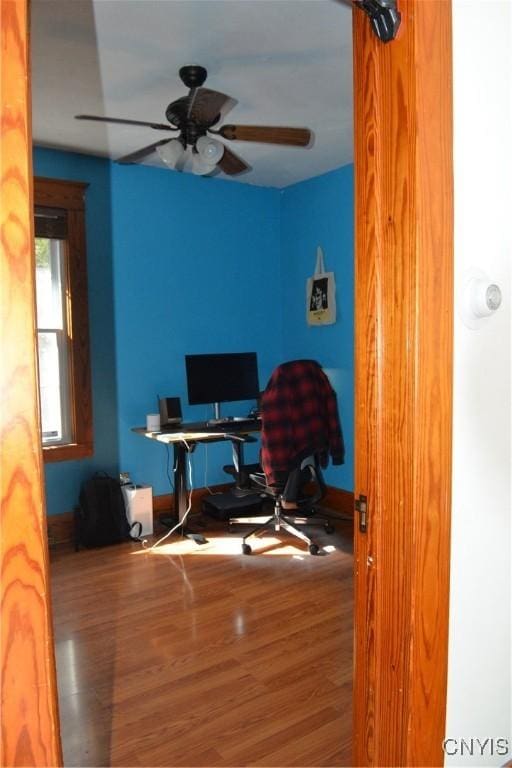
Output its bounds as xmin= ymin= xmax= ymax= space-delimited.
xmin=230 ymin=358 xmax=345 ymax=555
xmin=232 ymin=454 xmax=334 ymax=555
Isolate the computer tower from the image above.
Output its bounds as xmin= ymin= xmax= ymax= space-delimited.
xmin=121 ymin=484 xmax=153 ymax=536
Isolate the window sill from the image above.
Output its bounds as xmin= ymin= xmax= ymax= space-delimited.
xmin=42 ymin=443 xmax=93 ymax=463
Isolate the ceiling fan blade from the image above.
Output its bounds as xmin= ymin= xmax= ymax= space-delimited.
xmin=188 ymin=88 xmax=235 ymax=126
xmin=217 ymin=125 xmax=312 ymax=146
xmin=75 ymin=114 xmax=175 ymax=131
xmin=217 ymin=146 xmax=250 ymax=176
xmin=116 ymin=139 xmax=173 ymax=164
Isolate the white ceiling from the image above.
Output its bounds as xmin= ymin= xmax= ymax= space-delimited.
xmin=31 ymin=0 xmax=353 ymax=188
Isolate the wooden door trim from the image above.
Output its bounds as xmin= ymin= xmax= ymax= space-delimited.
xmin=352 ymin=1 xmax=453 ymax=765
xmin=0 ymin=0 xmax=63 ymax=764
xmin=1 ymin=1 xmax=453 ymax=765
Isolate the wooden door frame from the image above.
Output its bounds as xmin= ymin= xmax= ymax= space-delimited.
xmin=352 ymin=0 xmax=453 ymax=765
xmin=1 ymin=0 xmax=62 ymax=764
xmin=0 ymin=0 xmax=453 ymax=765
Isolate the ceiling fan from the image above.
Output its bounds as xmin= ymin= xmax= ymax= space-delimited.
xmin=75 ymin=65 xmax=312 ymax=176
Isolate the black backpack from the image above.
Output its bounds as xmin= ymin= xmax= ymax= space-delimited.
xmin=74 ymin=473 xmax=142 ymax=550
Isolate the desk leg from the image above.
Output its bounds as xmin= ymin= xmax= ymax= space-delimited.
xmin=158 ymin=442 xmax=188 ymax=530
xmin=170 ymin=443 xmax=208 ymax=545
xmin=174 ymin=442 xmax=188 ymax=525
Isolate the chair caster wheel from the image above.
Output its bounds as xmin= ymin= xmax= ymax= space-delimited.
xmin=309 ymin=543 xmax=320 ymax=555
xmin=324 ymin=523 xmax=335 ymax=534
xmin=242 ymin=543 xmax=252 ymax=555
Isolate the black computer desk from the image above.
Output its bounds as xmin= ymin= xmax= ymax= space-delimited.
xmin=132 ymin=419 xmax=262 ymax=528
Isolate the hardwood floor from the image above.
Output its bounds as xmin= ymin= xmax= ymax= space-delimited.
xmin=50 ymin=515 xmax=353 ymax=767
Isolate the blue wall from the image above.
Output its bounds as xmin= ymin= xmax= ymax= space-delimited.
xmin=110 ymin=163 xmax=282 ymax=493
xmin=280 ymin=166 xmax=354 ymax=490
xmin=34 ymin=147 xmax=354 ymax=513
xmin=34 ymin=148 xmax=119 ymax=514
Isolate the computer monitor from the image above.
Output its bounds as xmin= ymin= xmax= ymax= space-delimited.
xmin=185 ymin=352 xmax=260 ymax=420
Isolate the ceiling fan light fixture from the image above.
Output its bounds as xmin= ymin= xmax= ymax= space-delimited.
xmin=196 ymin=135 xmax=224 ymax=164
xmin=75 ymin=67 xmax=311 ymax=177
xmin=156 ymin=138 xmax=185 ymax=167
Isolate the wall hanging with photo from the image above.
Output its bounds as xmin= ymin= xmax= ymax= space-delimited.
xmin=306 ymin=246 xmax=336 ymax=325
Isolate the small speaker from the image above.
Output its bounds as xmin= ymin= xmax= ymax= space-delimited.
xmin=159 ymin=396 xmax=182 ymax=426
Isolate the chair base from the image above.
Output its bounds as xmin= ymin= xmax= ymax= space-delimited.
xmin=230 ymin=512 xmax=335 ymax=533
xmin=238 ymin=499 xmax=322 ymax=555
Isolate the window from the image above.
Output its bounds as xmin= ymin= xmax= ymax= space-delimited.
xmin=36 ymin=233 xmax=71 ymax=444
xmin=34 ymin=177 xmax=93 ymax=462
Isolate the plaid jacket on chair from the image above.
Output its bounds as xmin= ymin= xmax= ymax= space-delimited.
xmin=260 ymin=359 xmax=345 ymax=485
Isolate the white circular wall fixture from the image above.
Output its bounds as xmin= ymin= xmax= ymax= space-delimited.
xmin=460 ymin=268 xmax=503 ymax=330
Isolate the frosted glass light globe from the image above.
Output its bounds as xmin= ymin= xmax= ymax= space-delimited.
xmin=196 ymin=135 xmax=224 ymax=164
xmin=191 ymin=153 xmax=216 ymax=176
xmin=156 ymin=139 xmax=185 ymax=166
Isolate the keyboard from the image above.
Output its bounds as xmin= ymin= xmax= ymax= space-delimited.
xmin=159 ymin=418 xmax=260 ymax=434
xmin=213 ymin=417 xmax=260 ymax=427
xmin=197 ymin=418 xmax=260 ymax=432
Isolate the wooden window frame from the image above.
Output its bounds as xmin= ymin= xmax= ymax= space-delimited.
xmin=34 ymin=176 xmax=93 ymax=462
